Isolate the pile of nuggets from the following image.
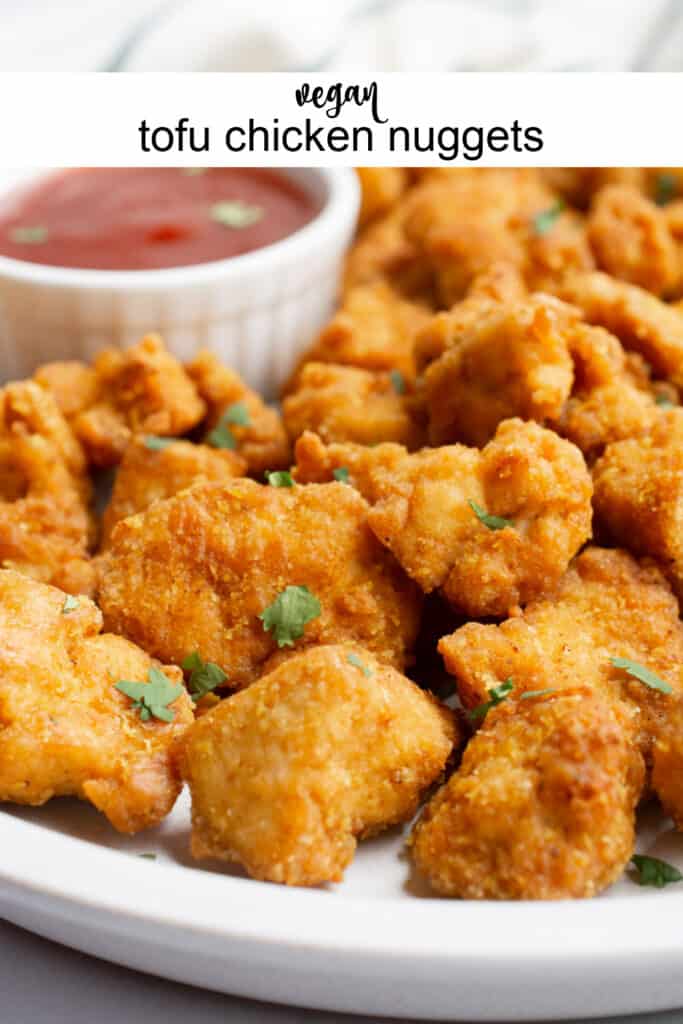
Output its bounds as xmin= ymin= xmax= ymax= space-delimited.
xmin=5 ymin=167 xmax=683 ymax=899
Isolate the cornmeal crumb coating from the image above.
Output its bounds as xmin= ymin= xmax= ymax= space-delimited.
xmin=43 ymin=334 xmax=206 ymax=468
xmin=0 ymin=570 xmax=192 ymax=833
xmin=101 ymin=436 xmax=246 ymax=545
xmin=187 ymin=349 xmax=290 ymax=476
xmin=98 ymin=479 xmax=421 ymax=686
xmin=411 ymin=688 xmax=643 ymax=899
xmin=439 ymin=547 xmax=683 ymax=768
xmin=283 ymin=362 xmax=425 ymax=449
xmin=593 ymin=410 xmax=683 ymax=599
xmin=0 ymin=381 xmax=95 ymax=595
xmin=177 ymin=643 xmax=456 ymax=886
xmin=293 ymin=418 xmax=592 ymax=618
xmin=419 ymin=292 xmax=660 ymax=458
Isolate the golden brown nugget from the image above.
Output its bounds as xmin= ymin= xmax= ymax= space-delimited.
xmin=411 ymin=688 xmax=643 ymax=900
xmin=0 ymin=571 xmax=192 ymax=833
xmin=421 ymin=294 xmax=659 ymax=457
xmin=560 ymin=271 xmax=683 ymax=391
xmin=439 ymin=547 xmax=683 ymax=766
xmin=356 ymin=167 xmax=410 ymax=228
xmin=98 ymin=479 xmax=421 ymax=686
xmin=101 ymin=436 xmax=247 ymax=544
xmin=652 ymin=698 xmax=683 ymax=829
xmin=404 ymin=168 xmax=593 ymax=305
xmin=0 ymin=382 xmax=95 ymax=594
xmin=587 ymin=185 xmax=679 ymax=296
xmin=542 ymin=168 xmax=647 ymax=209
xmin=187 ymin=349 xmax=290 ymax=475
xmin=592 ymin=410 xmax=683 ymax=597
xmin=71 ymin=334 xmax=206 ymax=467
xmin=287 ymin=281 xmax=431 ymax=386
xmin=282 ymin=362 xmax=424 ymax=449
xmin=177 ymin=644 xmax=455 ymax=886
xmin=293 ymin=419 xmax=592 ymax=618
xmin=424 ymin=294 xmax=575 ymax=448
xmin=34 ymin=360 xmax=99 ymax=422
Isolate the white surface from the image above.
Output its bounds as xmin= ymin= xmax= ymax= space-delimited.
xmin=0 ymin=0 xmax=682 ymax=72
xmin=0 ymin=167 xmax=358 ymax=396
xmin=2 ymin=796 xmax=683 ymax=1020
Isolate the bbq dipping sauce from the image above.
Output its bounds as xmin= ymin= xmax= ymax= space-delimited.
xmin=0 ymin=168 xmax=319 ymax=271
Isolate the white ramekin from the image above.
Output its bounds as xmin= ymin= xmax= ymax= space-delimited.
xmin=0 ymin=167 xmax=359 ymax=396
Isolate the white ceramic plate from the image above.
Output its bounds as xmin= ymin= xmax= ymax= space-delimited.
xmin=0 ymin=797 xmax=682 ymax=1020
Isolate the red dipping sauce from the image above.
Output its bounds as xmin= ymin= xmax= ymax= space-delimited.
xmin=0 ymin=168 xmax=318 ymax=271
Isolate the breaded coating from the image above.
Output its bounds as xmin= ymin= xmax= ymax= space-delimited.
xmin=652 ymin=697 xmax=683 ymax=830
xmin=70 ymin=334 xmax=206 ymax=467
xmin=287 ymin=281 xmax=431 ymax=386
xmin=587 ymin=185 xmax=679 ymax=296
xmin=97 ymin=479 xmax=421 ymax=686
xmin=0 ymin=570 xmax=192 ymax=833
xmin=33 ymin=360 xmax=99 ymax=423
xmin=356 ymin=167 xmax=410 ymax=228
xmin=411 ymin=688 xmax=643 ymax=899
xmin=177 ymin=644 xmax=455 ymax=886
xmin=293 ymin=419 xmax=592 ymax=618
xmin=541 ymin=168 xmax=647 ymax=209
xmin=101 ymin=436 xmax=247 ymax=545
xmin=439 ymin=546 xmax=683 ymax=764
xmin=0 ymin=382 xmax=94 ymax=595
xmin=560 ymin=271 xmax=683 ymax=390
xmin=413 ymin=262 xmax=527 ymax=373
xmin=424 ymin=294 xmax=575 ymax=447
xmin=556 ymin=323 xmax=659 ymax=461
xmin=593 ymin=410 xmax=683 ymax=598
xmin=187 ymin=349 xmax=290 ymax=475
xmin=404 ymin=168 xmax=593 ymax=306
xmin=282 ymin=362 xmax=425 ymax=449
xmin=421 ymin=293 xmax=660 ymax=458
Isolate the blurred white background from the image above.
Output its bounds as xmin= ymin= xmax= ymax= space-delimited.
xmin=0 ymin=0 xmax=681 ymax=72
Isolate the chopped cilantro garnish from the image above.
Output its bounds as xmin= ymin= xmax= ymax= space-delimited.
xmin=532 ymin=200 xmax=565 ymax=236
xmin=265 ymin=470 xmax=294 ymax=488
xmin=610 ymin=657 xmax=672 ymax=694
xmin=468 ymin=678 xmax=514 ymax=722
xmin=468 ymin=499 xmax=513 ymax=532
xmin=207 ymin=402 xmax=251 ymax=449
xmin=211 ymin=200 xmax=264 ymax=229
xmin=347 ymin=652 xmax=373 ymax=678
xmin=655 ymin=394 xmax=676 ymax=408
xmin=333 ymin=467 xmax=350 ymax=483
xmin=115 ymin=666 xmax=184 ymax=722
xmin=144 ymin=435 xmax=175 ymax=451
xmin=655 ymin=173 xmax=677 ymax=206
xmin=181 ymin=651 xmax=227 ymax=702
xmin=259 ymin=585 xmax=321 ymax=648
xmin=390 ymin=369 xmax=406 ymax=395
xmin=138 ymin=852 xmax=157 ymax=860
xmin=520 ymin=688 xmax=556 ymax=700
xmin=631 ymin=854 xmax=683 ymax=888
xmin=9 ymin=225 xmax=48 ymax=244
xmin=62 ymin=595 xmax=79 ymax=614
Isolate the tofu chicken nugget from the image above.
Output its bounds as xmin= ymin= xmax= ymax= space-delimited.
xmin=98 ymin=479 xmax=421 ymax=686
xmin=101 ymin=436 xmax=246 ymax=544
xmin=439 ymin=547 xmax=683 ymax=765
xmin=283 ymin=362 xmax=424 ymax=449
xmin=0 ymin=571 xmax=192 ymax=833
xmin=187 ymin=349 xmax=290 ymax=475
xmin=593 ymin=410 xmax=683 ymax=598
xmin=294 ymin=419 xmax=592 ymax=617
xmin=411 ymin=688 xmax=643 ymax=899
xmin=177 ymin=644 xmax=456 ymax=885
xmin=71 ymin=334 xmax=206 ymax=467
